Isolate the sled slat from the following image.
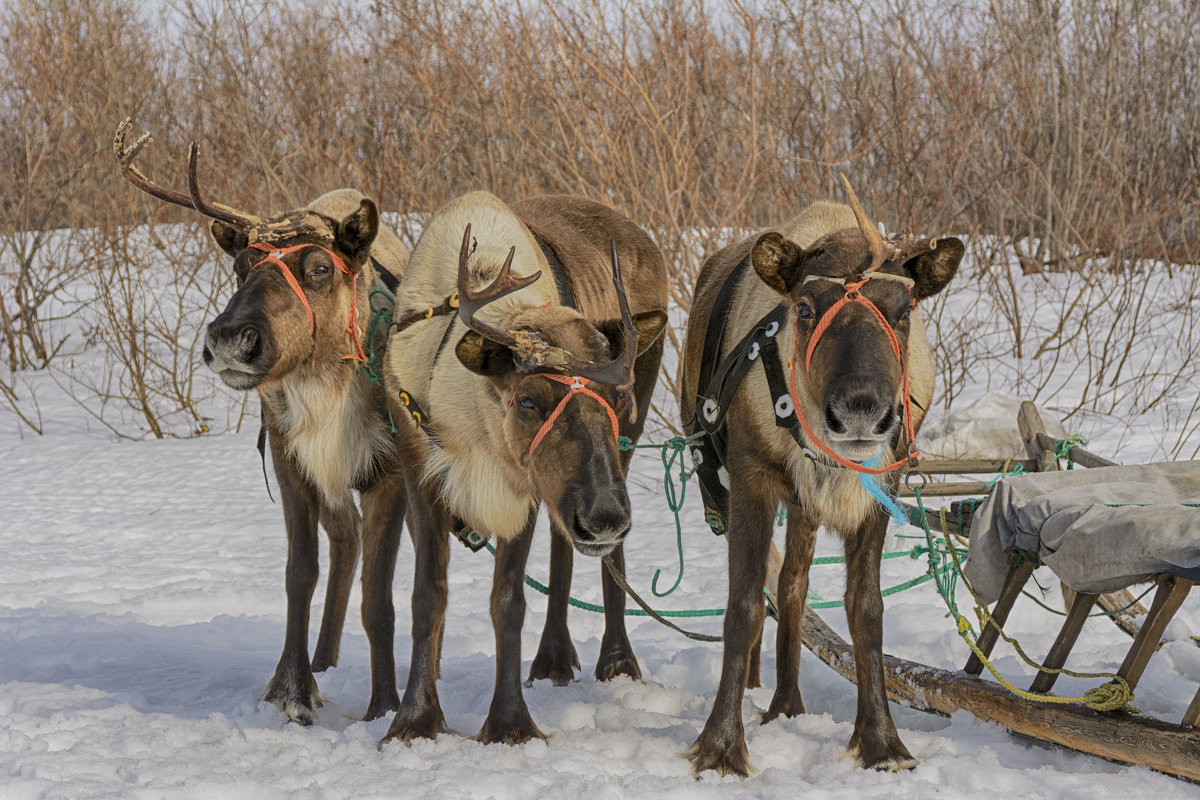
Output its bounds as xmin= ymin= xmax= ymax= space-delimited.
xmin=1117 ymin=576 xmax=1194 ymax=690
xmin=1029 ymin=592 xmax=1098 ymax=695
xmin=965 ymin=555 xmax=1036 ymax=675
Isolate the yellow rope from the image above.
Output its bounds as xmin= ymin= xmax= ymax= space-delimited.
xmin=918 ymin=489 xmax=1137 ymax=713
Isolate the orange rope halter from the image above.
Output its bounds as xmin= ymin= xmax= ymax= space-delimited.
xmin=788 ymin=276 xmax=918 ymax=475
xmin=513 ymin=374 xmax=622 ymax=456
xmin=248 ymin=242 xmax=366 ymax=363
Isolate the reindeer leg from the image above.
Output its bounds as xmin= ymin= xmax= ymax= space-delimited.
xmin=382 ymin=477 xmax=450 ymax=742
xmin=595 ymin=543 xmax=640 ymax=681
xmin=476 ymin=509 xmax=546 ymax=744
xmin=842 ymin=506 xmax=915 ymax=770
xmin=264 ymin=431 xmax=324 ymax=726
xmin=527 ymin=525 xmax=580 ymax=686
xmin=311 ymin=492 xmax=360 ymax=673
xmin=359 ymin=475 xmax=406 ymax=721
xmin=591 ymin=329 xmax=662 ymax=682
xmin=688 ymin=475 xmax=773 ymax=777
xmin=746 ymin=613 xmax=763 ymax=689
xmin=763 ymin=501 xmax=817 ymax=723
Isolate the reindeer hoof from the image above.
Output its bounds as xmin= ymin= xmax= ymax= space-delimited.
xmin=264 ymin=672 xmax=323 ymax=726
xmin=844 ymin=736 xmax=917 ymax=771
xmin=381 ymin=704 xmax=449 ymax=744
xmin=526 ymin=638 xmax=580 ymax=687
xmin=594 ymin=637 xmax=641 ymax=681
xmin=687 ymin=729 xmax=753 ymax=778
xmin=363 ymin=689 xmax=401 ymax=722
xmin=474 ymin=711 xmax=548 ymax=745
xmin=760 ymin=686 xmax=805 ymax=724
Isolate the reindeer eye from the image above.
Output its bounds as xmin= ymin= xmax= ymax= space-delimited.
xmin=309 ymin=264 xmax=331 ymax=277
xmin=517 ymin=396 xmax=536 ymax=411
xmin=796 ymin=303 xmax=816 ymax=320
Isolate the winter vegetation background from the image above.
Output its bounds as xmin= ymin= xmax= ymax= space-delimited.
xmin=1 ymin=0 xmax=1198 ymax=452
xmin=2 ymin=2 xmax=1200 ymax=797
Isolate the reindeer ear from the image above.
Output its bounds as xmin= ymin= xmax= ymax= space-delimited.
xmin=751 ymin=232 xmax=808 ymax=295
xmin=456 ymin=330 xmax=517 ymax=378
xmin=904 ymin=237 xmax=964 ymax=300
xmin=597 ymin=309 xmax=668 ymax=358
xmin=335 ymin=198 xmax=379 ymax=266
xmin=211 ymin=220 xmax=248 ymax=256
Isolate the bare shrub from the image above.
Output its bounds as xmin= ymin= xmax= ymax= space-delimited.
xmin=0 ymin=0 xmax=1196 ymax=451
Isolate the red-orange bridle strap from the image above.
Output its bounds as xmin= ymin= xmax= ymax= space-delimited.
xmin=790 ymin=278 xmax=917 ymax=474
xmin=519 ymin=374 xmax=621 ymax=456
xmin=248 ymin=242 xmax=366 ymax=363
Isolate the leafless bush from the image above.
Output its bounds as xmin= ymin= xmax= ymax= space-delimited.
xmin=0 ymin=0 xmax=1196 ymax=449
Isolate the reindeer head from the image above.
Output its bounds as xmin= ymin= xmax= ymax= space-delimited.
xmin=751 ymin=177 xmax=963 ymax=465
xmin=453 ymin=227 xmax=667 ymax=556
xmin=113 ymin=119 xmax=378 ymax=391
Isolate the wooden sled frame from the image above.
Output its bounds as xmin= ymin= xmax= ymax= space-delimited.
xmin=768 ymin=401 xmax=1200 ymax=780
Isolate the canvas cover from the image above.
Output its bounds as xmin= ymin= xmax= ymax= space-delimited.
xmin=963 ymin=462 xmax=1200 ymax=604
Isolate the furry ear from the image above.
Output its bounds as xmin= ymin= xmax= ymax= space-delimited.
xmin=904 ymin=237 xmax=964 ymax=300
xmin=211 ymin=220 xmax=249 ymax=256
xmin=596 ymin=309 xmax=669 ymax=359
xmin=751 ymin=231 xmax=808 ymax=296
xmin=456 ymin=330 xmax=517 ymax=378
xmin=334 ymin=199 xmax=379 ymax=266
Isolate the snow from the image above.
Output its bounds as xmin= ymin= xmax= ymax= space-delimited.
xmin=2 ymin=245 xmax=1199 ymax=798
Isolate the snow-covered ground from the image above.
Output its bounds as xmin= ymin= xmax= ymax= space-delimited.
xmin=2 ymin=244 xmax=1198 ymax=798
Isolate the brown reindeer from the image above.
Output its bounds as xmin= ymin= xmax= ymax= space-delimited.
xmin=679 ymin=180 xmax=962 ymax=776
xmin=383 ymin=191 xmax=667 ymax=743
xmin=114 ymin=120 xmax=411 ymax=725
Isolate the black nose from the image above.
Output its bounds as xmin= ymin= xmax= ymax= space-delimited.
xmin=825 ymin=392 xmax=895 ymax=439
xmin=206 ymin=322 xmax=263 ymax=365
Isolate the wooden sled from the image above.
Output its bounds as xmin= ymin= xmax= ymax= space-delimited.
xmin=769 ymin=401 xmax=1200 ymax=780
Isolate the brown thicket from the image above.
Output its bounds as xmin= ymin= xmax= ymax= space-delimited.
xmin=0 ymin=0 xmax=1197 ymax=449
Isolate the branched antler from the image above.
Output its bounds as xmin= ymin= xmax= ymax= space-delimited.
xmin=113 ymin=118 xmax=261 ymax=228
xmin=456 ymin=226 xmax=640 ymax=400
xmin=456 ymin=222 xmax=541 ymax=348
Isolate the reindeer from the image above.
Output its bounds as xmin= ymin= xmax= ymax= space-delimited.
xmin=114 ymin=120 xmax=411 ymax=725
xmin=679 ymin=178 xmax=962 ymax=776
xmin=382 ymin=191 xmax=667 ymax=743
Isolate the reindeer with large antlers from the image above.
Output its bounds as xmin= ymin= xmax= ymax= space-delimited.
xmin=679 ymin=177 xmax=963 ymax=776
xmin=114 ymin=119 xmax=411 ymax=725
xmin=382 ymin=191 xmax=667 ymax=744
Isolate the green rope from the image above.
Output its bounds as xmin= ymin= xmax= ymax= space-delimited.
xmin=1018 ymin=582 xmax=1158 ymax=619
xmin=616 ymin=432 xmax=705 ymax=597
xmin=1054 ymin=434 xmax=1088 ymax=469
xmin=482 ymin=542 xmax=725 ymax=617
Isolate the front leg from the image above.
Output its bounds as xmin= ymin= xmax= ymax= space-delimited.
xmin=359 ymin=474 xmax=406 ymax=721
xmin=382 ymin=477 xmax=451 ymax=743
xmin=762 ymin=501 xmax=817 ymax=723
xmin=476 ymin=509 xmax=546 ymax=744
xmin=528 ymin=526 xmax=580 ymax=686
xmin=842 ymin=505 xmax=914 ymax=770
xmin=311 ymin=493 xmax=360 ymax=673
xmin=595 ymin=543 xmax=640 ymax=681
xmin=264 ymin=431 xmax=323 ymax=725
xmin=688 ymin=474 xmax=774 ymax=777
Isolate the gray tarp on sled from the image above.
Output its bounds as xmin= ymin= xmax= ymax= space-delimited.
xmin=964 ymin=461 xmax=1200 ymax=605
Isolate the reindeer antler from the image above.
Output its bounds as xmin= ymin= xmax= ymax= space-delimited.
xmin=456 ymin=223 xmax=542 ymax=348
xmin=839 ymin=173 xmax=945 ymax=271
xmin=114 ymin=118 xmax=261 ymax=228
xmin=114 ymin=118 xmax=197 ymax=211
xmin=839 ymin=173 xmax=900 ymax=274
xmin=457 ymin=228 xmax=640 ymax=398
xmin=562 ymin=239 xmax=638 ymax=391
